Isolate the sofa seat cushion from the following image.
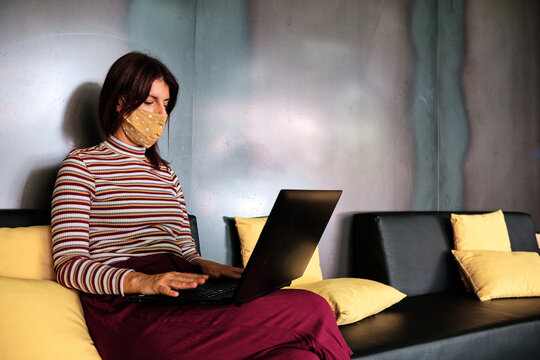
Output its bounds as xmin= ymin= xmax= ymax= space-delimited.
xmin=340 ymin=292 xmax=540 ymax=359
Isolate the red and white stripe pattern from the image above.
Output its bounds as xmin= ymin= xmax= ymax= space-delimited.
xmin=51 ymin=136 xmax=200 ymax=295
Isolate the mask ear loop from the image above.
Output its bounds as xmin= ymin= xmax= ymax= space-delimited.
xmin=166 ymin=112 xmax=170 ymax=153
xmin=117 ymin=96 xmax=127 ymax=118
xmin=119 ymin=96 xmax=126 ymax=110
xmin=118 ymin=96 xmax=138 ymax=122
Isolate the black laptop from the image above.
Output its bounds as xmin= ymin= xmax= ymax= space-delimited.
xmin=126 ymin=189 xmax=342 ymax=306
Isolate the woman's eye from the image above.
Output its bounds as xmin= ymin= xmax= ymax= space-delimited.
xmin=144 ymin=101 xmax=153 ymax=105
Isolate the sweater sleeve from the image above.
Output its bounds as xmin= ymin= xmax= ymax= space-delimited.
xmin=51 ymin=152 xmax=133 ymax=295
xmin=172 ymin=173 xmax=202 ymax=262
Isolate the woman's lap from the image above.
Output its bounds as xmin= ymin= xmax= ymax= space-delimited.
xmin=80 ymin=254 xmax=351 ymax=360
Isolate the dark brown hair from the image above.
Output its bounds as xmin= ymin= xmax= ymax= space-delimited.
xmin=98 ymin=52 xmax=179 ymax=169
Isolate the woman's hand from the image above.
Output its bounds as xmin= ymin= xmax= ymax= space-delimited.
xmin=123 ymin=271 xmax=208 ymax=297
xmin=191 ymin=258 xmax=244 ymax=279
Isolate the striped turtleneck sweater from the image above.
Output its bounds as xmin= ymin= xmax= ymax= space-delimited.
xmin=51 ymin=136 xmax=201 ymax=296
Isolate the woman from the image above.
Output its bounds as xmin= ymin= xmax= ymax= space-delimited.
xmin=51 ymin=52 xmax=351 ymax=360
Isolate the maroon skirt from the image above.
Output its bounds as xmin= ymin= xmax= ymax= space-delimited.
xmin=79 ymin=254 xmax=352 ymax=360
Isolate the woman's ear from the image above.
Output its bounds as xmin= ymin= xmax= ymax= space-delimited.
xmin=116 ymin=97 xmax=124 ymax=112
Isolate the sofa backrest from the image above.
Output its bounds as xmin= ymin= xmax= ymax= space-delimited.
xmin=0 ymin=209 xmax=51 ymax=227
xmin=352 ymin=211 xmax=538 ymax=297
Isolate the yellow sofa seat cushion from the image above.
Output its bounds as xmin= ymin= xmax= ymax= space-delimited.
xmin=450 ymin=210 xmax=511 ymax=251
xmin=451 ymin=250 xmax=540 ymax=301
xmin=0 ymin=275 xmax=101 ymax=359
xmin=297 ymin=278 xmax=406 ymax=325
xmin=0 ymin=225 xmax=56 ymax=280
xmin=234 ymin=216 xmax=323 ymax=287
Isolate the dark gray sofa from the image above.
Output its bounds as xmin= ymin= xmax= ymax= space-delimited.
xmin=3 ymin=209 xmax=539 ymax=360
xmin=341 ymin=211 xmax=540 ymax=359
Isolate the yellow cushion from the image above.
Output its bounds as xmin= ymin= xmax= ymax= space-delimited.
xmin=234 ymin=216 xmax=323 ymax=287
xmin=452 ymin=250 xmax=540 ymax=301
xmin=451 ymin=210 xmax=511 ymax=251
xmin=0 ymin=276 xmax=101 ymax=359
xmin=0 ymin=225 xmax=56 ymax=280
xmin=298 ymin=278 xmax=406 ymax=325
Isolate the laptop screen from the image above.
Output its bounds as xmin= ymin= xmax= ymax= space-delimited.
xmin=233 ymin=189 xmax=342 ymax=304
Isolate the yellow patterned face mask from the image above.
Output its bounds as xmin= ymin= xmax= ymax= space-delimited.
xmin=122 ymin=108 xmax=168 ymax=148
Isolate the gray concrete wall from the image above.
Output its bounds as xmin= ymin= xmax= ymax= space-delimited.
xmin=1 ymin=0 xmax=538 ymax=277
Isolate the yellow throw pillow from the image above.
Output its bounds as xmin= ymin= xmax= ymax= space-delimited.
xmin=452 ymin=250 xmax=540 ymax=301
xmin=0 ymin=276 xmax=101 ymax=359
xmin=234 ymin=216 xmax=323 ymax=287
xmin=0 ymin=225 xmax=56 ymax=280
xmin=451 ymin=210 xmax=511 ymax=251
xmin=298 ymin=278 xmax=406 ymax=325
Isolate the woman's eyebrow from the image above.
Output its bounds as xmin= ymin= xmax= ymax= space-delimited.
xmin=147 ymin=95 xmax=170 ymax=101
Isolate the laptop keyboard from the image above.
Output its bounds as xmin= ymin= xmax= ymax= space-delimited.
xmin=176 ymin=278 xmax=240 ymax=301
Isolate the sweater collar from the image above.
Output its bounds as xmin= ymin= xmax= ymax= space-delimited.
xmin=105 ymin=136 xmax=147 ymax=159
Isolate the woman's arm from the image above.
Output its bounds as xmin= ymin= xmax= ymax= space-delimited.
xmin=170 ymin=174 xmax=243 ymax=280
xmin=171 ymin=176 xmax=202 ymax=262
xmin=51 ymin=152 xmax=133 ymax=295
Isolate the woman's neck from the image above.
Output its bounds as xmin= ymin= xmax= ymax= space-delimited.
xmin=112 ymin=125 xmax=139 ymax=148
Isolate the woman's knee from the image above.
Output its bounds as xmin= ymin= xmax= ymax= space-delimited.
xmin=288 ymin=289 xmax=332 ymax=312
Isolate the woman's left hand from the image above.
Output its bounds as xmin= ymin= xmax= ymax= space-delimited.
xmin=191 ymin=258 xmax=243 ymax=279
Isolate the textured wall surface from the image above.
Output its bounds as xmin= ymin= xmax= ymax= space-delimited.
xmin=1 ymin=0 xmax=538 ymax=277
xmin=190 ymin=0 xmax=415 ymax=273
xmin=462 ymin=0 xmax=540 ymax=217
xmin=0 ymin=0 xmax=196 ymax=207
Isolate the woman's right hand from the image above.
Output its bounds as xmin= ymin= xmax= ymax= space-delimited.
xmin=123 ymin=271 xmax=209 ymax=297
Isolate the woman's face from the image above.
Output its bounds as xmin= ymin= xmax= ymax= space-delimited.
xmin=113 ymin=77 xmax=171 ymax=146
xmin=138 ymin=77 xmax=170 ymax=115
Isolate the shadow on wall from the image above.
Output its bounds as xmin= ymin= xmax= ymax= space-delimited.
xmin=62 ymin=82 xmax=104 ymax=149
xmin=19 ymin=82 xmax=104 ymax=211
xmin=19 ymin=166 xmax=60 ymax=212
